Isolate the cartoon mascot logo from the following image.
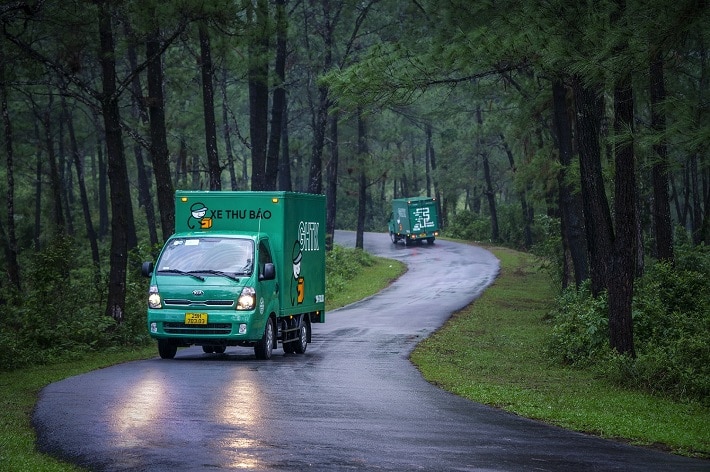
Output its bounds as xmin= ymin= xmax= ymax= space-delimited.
xmin=188 ymin=202 xmax=212 ymax=229
xmin=291 ymin=240 xmax=305 ymax=305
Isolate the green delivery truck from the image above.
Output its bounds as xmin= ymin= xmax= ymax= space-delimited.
xmin=388 ymin=196 xmax=440 ymax=245
xmin=141 ymin=191 xmax=325 ymax=360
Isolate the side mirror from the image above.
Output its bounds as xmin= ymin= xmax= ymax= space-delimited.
xmin=141 ymin=261 xmax=154 ymax=277
xmin=260 ymin=262 xmax=275 ymax=281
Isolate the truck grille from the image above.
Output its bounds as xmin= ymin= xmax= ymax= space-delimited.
xmin=163 ymin=322 xmax=232 ymax=335
xmin=163 ymin=299 xmax=235 ymax=307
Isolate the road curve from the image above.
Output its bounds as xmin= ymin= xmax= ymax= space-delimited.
xmin=33 ymin=232 xmax=708 ymax=471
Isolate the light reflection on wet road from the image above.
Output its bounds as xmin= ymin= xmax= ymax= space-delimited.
xmin=32 ymin=232 xmax=708 ymax=471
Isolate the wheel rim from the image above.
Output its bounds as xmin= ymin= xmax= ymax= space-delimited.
xmin=265 ymin=321 xmax=274 ymax=358
xmin=299 ymin=324 xmax=307 ymax=350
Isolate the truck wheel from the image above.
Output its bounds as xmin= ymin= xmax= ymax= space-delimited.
xmin=158 ymin=340 xmax=177 ymax=359
xmin=390 ymin=232 xmax=398 ymax=244
xmin=294 ymin=320 xmax=308 ymax=354
xmin=254 ymin=318 xmax=274 ymax=360
xmin=202 ymin=345 xmax=215 ymax=353
xmin=427 ymin=237 xmax=435 ymax=244
xmin=213 ymin=346 xmax=226 ymax=354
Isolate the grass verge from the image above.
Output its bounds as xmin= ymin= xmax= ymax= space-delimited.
xmin=0 ymin=249 xmax=405 ymax=472
xmin=410 ymin=245 xmax=710 ymax=458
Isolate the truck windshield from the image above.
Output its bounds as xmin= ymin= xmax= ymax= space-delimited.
xmin=156 ymin=238 xmax=254 ymax=277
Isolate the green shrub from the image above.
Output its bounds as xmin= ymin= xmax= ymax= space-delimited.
xmin=547 ymin=243 xmax=710 ymax=403
xmin=445 ymin=210 xmax=490 ymax=242
xmin=0 ymin=237 xmax=152 ymax=371
xmin=546 ymin=280 xmax=608 ymax=365
xmin=325 ymin=245 xmax=375 ymax=300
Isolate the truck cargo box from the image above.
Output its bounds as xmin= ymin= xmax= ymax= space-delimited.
xmin=388 ymin=196 xmax=440 ymax=245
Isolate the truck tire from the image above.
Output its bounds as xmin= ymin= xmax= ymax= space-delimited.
xmin=202 ymin=345 xmax=215 ymax=353
xmin=158 ymin=339 xmax=177 ymax=359
xmin=254 ymin=318 xmax=275 ymax=360
xmin=213 ymin=346 xmax=226 ymax=354
xmin=294 ymin=320 xmax=308 ymax=354
xmin=390 ymin=232 xmax=398 ymax=244
xmin=427 ymin=237 xmax=435 ymax=244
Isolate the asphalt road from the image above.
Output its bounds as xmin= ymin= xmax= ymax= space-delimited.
xmin=33 ymin=231 xmax=709 ymax=471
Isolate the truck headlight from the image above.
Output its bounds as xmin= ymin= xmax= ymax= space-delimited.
xmin=148 ymin=285 xmax=162 ymax=309
xmin=237 ymin=287 xmax=256 ymax=310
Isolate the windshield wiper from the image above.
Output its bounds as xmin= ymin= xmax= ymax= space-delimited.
xmin=197 ymin=270 xmax=242 ymax=282
xmin=157 ymin=269 xmax=205 ymax=281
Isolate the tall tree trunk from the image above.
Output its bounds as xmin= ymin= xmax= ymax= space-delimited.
xmin=552 ymin=79 xmax=588 ymax=287
xmin=609 ymin=71 xmax=636 ymax=357
xmin=573 ymin=77 xmax=614 ymax=297
xmin=33 ymin=121 xmax=42 ymax=251
xmin=307 ymin=0 xmax=333 ymax=195
xmin=482 ymin=152 xmax=499 ymax=242
xmin=93 ymin=111 xmax=109 ymax=239
xmin=265 ymin=0 xmax=287 ymax=191
xmin=477 ymin=107 xmax=498 ymax=241
xmin=125 ymin=25 xmax=158 ymax=248
xmin=199 ymin=22 xmax=221 ymax=191
xmin=279 ymin=99 xmax=293 ymax=191
xmin=248 ymin=0 xmax=269 ymax=191
xmin=220 ymin=67 xmax=238 ymax=190
xmin=500 ymin=134 xmax=533 ymax=249
xmin=326 ymin=110 xmax=339 ymax=250
xmin=356 ymin=109 xmax=367 ymax=250
xmin=427 ymin=124 xmax=443 ymax=227
xmin=146 ymin=26 xmax=175 ymax=240
xmin=649 ymin=47 xmax=674 ymax=262
xmin=0 ymin=57 xmax=20 ymax=290
xmin=98 ymin=0 xmax=130 ymax=322
xmin=62 ymin=96 xmax=101 ymax=277
xmin=57 ymin=114 xmax=75 ymax=236
xmin=41 ymin=95 xmax=66 ymax=235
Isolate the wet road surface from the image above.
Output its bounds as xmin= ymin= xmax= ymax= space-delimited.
xmin=33 ymin=231 xmax=709 ymax=471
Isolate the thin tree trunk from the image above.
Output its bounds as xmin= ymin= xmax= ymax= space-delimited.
xmin=0 ymin=57 xmax=20 ymax=290
xmin=649 ymin=47 xmax=674 ymax=262
xmin=307 ymin=0 xmax=333 ymax=195
xmin=500 ymin=134 xmax=533 ymax=249
xmin=146 ymin=26 xmax=175 ymax=240
xmin=573 ymin=77 xmax=614 ymax=297
xmin=552 ymin=79 xmax=588 ymax=287
xmin=125 ymin=24 xmax=158 ymax=248
xmin=57 ymin=113 xmax=75 ymax=236
xmin=220 ymin=67 xmax=238 ymax=190
xmin=98 ymin=0 xmax=130 ymax=322
xmin=62 ymin=96 xmax=101 ymax=276
xmin=199 ymin=22 xmax=221 ymax=191
xmin=265 ymin=0 xmax=287 ymax=191
xmin=94 ymin=110 xmax=109 ymax=239
xmin=33 ymin=121 xmax=42 ymax=251
xmin=41 ymin=94 xmax=66 ymax=235
xmin=477 ymin=107 xmax=498 ymax=241
xmin=279 ymin=99 xmax=293 ymax=191
xmin=427 ymin=124 xmax=443 ymax=226
xmin=356 ymin=109 xmax=367 ymax=250
xmin=248 ymin=0 xmax=269 ymax=191
xmin=608 ymin=71 xmax=636 ymax=357
xmin=326 ymin=110 xmax=339 ymax=250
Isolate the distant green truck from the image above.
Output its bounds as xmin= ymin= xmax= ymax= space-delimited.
xmin=141 ymin=191 xmax=325 ymax=360
xmin=388 ymin=196 xmax=440 ymax=245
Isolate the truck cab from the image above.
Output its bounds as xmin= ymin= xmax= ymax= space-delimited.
xmin=142 ymin=191 xmax=325 ymax=360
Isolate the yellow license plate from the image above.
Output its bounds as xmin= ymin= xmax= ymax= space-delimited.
xmin=185 ymin=313 xmax=208 ymax=325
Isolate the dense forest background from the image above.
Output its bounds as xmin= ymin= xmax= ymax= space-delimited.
xmin=0 ymin=1 xmax=708 ymax=401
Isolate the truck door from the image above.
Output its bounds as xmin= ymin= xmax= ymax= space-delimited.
xmin=257 ymin=239 xmax=279 ymax=318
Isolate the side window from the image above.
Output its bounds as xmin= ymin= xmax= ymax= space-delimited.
xmin=258 ymin=240 xmax=272 ymax=275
